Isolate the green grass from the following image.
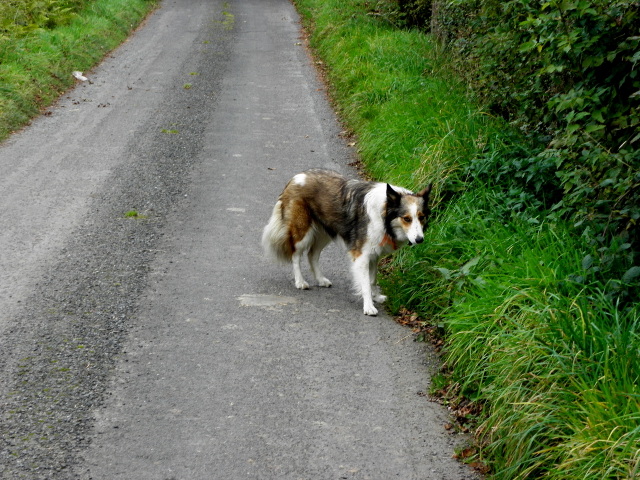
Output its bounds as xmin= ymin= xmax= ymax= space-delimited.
xmin=390 ymin=189 xmax=640 ymax=478
xmin=296 ymin=0 xmax=500 ymax=196
xmin=295 ymin=0 xmax=640 ymax=478
xmin=0 ymin=0 xmax=157 ymax=142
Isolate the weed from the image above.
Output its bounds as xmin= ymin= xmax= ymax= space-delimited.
xmin=219 ymin=2 xmax=234 ymax=30
xmin=124 ymin=210 xmax=146 ymax=218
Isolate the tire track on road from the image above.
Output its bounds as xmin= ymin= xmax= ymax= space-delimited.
xmin=0 ymin=2 xmax=234 ymax=477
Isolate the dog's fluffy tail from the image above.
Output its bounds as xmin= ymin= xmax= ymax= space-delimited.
xmin=262 ymin=200 xmax=293 ymax=263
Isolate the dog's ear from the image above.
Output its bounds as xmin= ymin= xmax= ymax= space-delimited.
xmin=417 ymin=183 xmax=433 ymax=204
xmin=386 ymin=184 xmax=402 ymax=207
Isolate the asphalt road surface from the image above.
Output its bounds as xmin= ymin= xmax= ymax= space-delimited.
xmin=0 ymin=0 xmax=478 ymax=478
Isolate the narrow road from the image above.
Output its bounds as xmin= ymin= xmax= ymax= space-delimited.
xmin=0 ymin=0 xmax=477 ymax=478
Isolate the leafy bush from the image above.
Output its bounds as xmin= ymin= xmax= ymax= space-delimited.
xmin=394 ymin=0 xmax=640 ymax=272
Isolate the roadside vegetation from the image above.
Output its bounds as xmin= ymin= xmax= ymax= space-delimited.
xmin=2 ymin=0 xmax=638 ymax=477
xmin=294 ymin=0 xmax=640 ymax=478
xmin=0 ymin=0 xmax=157 ymax=142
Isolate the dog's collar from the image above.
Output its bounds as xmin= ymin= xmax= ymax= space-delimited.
xmin=380 ymin=233 xmax=398 ymax=250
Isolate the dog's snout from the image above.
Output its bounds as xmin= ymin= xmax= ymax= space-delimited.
xmin=415 ymin=236 xmax=424 ymax=244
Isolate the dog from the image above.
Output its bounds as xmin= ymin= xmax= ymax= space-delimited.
xmin=261 ymin=169 xmax=432 ymax=315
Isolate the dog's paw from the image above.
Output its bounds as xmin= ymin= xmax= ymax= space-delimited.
xmin=317 ymin=277 xmax=332 ymax=288
xmin=363 ymin=304 xmax=378 ymax=316
xmin=374 ymin=294 xmax=387 ymax=303
xmin=295 ymin=280 xmax=310 ymax=290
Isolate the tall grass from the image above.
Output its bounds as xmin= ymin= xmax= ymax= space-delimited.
xmin=295 ymin=0 xmax=640 ymax=478
xmin=382 ymin=187 xmax=640 ymax=478
xmin=0 ymin=0 xmax=156 ymax=141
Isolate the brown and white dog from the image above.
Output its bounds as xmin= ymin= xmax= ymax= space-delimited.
xmin=262 ymin=169 xmax=432 ymax=315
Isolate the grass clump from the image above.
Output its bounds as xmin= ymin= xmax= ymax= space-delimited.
xmin=124 ymin=209 xmax=146 ymax=219
xmin=295 ymin=0 xmax=640 ymax=477
xmin=0 ymin=0 xmax=157 ymax=142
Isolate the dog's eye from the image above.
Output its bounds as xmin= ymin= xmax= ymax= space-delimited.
xmin=418 ymin=214 xmax=425 ymax=222
xmin=402 ymin=216 xmax=412 ymax=223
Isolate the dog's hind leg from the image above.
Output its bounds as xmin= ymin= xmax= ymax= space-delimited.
xmin=308 ymin=229 xmax=332 ymax=287
xmin=292 ymin=249 xmax=309 ymax=289
xmin=292 ymin=226 xmax=317 ymax=290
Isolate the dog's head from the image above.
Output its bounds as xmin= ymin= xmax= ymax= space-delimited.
xmin=385 ymin=183 xmax=432 ymax=246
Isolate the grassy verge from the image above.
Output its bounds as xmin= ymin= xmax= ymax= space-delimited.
xmin=295 ymin=0 xmax=501 ymax=196
xmin=0 ymin=0 xmax=157 ymax=142
xmin=294 ymin=0 xmax=640 ymax=478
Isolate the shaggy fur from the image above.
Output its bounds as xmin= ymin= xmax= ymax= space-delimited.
xmin=262 ymin=169 xmax=431 ymax=315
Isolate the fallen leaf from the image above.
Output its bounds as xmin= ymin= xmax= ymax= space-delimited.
xmin=459 ymin=447 xmax=476 ymax=459
xmin=470 ymin=461 xmax=491 ymax=474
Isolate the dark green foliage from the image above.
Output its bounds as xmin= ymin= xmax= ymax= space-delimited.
xmin=393 ymin=0 xmax=640 ymax=285
xmin=375 ymin=0 xmax=640 ymax=300
xmin=370 ymin=0 xmax=433 ymax=29
xmin=396 ymin=0 xmax=432 ymax=28
xmin=390 ymin=0 xmax=640 ymax=255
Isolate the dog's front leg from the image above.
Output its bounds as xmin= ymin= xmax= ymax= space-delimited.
xmin=369 ymin=257 xmax=387 ymax=304
xmin=352 ymin=254 xmax=377 ymax=316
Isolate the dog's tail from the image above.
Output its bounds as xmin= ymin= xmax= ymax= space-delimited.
xmin=262 ymin=200 xmax=294 ymax=263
